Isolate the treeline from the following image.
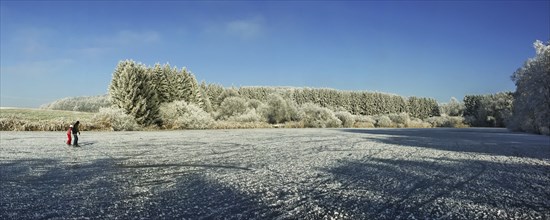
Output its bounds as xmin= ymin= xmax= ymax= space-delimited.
xmin=102 ymin=59 xmax=443 ymax=128
xmin=34 ymin=40 xmax=548 ymax=135
xmin=34 ymin=60 xmax=485 ymax=131
xmin=82 ymin=59 xmax=455 ymax=130
xmin=40 ymin=95 xmax=110 ymax=112
xmin=202 ymin=86 xmax=440 ymax=119
xmin=32 ymin=89 xmax=516 ymax=131
xmin=463 ymin=92 xmax=513 ymax=127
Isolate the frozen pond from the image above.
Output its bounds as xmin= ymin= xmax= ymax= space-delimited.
xmin=1 ymin=128 xmax=549 ymax=219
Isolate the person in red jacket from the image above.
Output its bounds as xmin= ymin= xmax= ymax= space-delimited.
xmin=66 ymin=125 xmax=73 ymax=145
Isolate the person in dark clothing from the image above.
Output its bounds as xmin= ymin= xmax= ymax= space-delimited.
xmin=72 ymin=121 xmax=81 ymax=147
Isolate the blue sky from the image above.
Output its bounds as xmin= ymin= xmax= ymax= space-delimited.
xmin=1 ymin=1 xmax=549 ymax=107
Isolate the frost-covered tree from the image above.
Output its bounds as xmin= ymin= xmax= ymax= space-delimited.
xmin=152 ymin=63 xmax=172 ymax=103
xmin=108 ymin=60 xmax=161 ymax=126
xmin=482 ymin=93 xmax=513 ymax=127
xmin=463 ymin=93 xmax=513 ymax=127
xmin=202 ymin=83 xmax=225 ymax=109
xmin=439 ymin=97 xmax=465 ymax=117
xmin=163 ymin=65 xmax=179 ymax=102
xmin=108 ymin=60 xmax=132 ymax=103
xmin=180 ymin=69 xmax=193 ymax=102
xmin=407 ymin=97 xmax=440 ymax=119
xmin=199 ymin=82 xmax=214 ymax=113
xmin=508 ymin=40 xmax=550 ymax=135
xmin=170 ymin=67 xmax=186 ymax=101
xmin=187 ymin=72 xmax=203 ymax=106
xmin=173 ymin=68 xmax=202 ymax=105
xmin=463 ymin=95 xmax=482 ymax=120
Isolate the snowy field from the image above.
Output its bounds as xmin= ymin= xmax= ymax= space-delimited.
xmin=1 ymin=128 xmax=549 ymax=219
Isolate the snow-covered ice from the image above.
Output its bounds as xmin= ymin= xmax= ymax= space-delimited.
xmin=1 ymin=128 xmax=549 ymax=219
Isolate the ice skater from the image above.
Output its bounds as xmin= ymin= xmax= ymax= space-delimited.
xmin=72 ymin=121 xmax=81 ymax=147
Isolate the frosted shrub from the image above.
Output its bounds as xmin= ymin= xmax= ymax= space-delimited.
xmin=286 ymin=100 xmax=302 ymax=122
xmin=354 ymin=115 xmax=376 ymax=128
xmin=408 ymin=118 xmax=432 ymax=128
xmin=259 ymin=94 xmax=302 ymax=124
xmin=375 ymin=115 xmax=392 ymax=128
xmin=176 ymin=103 xmax=214 ymax=129
xmin=0 ymin=115 xmax=25 ymax=131
xmin=388 ymin=112 xmax=410 ymax=127
xmin=264 ymin=94 xmax=303 ymax=124
xmin=335 ymin=111 xmax=355 ymax=128
xmin=426 ymin=116 xmax=446 ymax=127
xmin=216 ymin=88 xmax=240 ymax=105
xmin=212 ymin=121 xmax=271 ymax=129
xmin=247 ymin=99 xmax=264 ymax=110
xmin=446 ymin=116 xmax=466 ymax=128
xmin=159 ymin=101 xmax=185 ymax=128
xmin=264 ymin=94 xmax=289 ymax=124
xmin=218 ymin=96 xmax=248 ymax=120
xmin=426 ymin=116 xmax=467 ymax=128
xmin=160 ymin=101 xmax=213 ymax=129
xmin=300 ymin=103 xmax=341 ymax=128
xmin=426 ymin=116 xmax=444 ymax=127
xmin=229 ymin=109 xmax=264 ymax=123
xmin=93 ymin=107 xmax=139 ymax=131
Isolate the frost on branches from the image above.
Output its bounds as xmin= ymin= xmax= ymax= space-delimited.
xmin=108 ymin=60 xmax=205 ymax=126
xmin=508 ymin=40 xmax=550 ymax=135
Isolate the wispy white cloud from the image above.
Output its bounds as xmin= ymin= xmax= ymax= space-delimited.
xmin=11 ymin=27 xmax=56 ymax=56
xmin=204 ymin=16 xmax=265 ymax=40
xmin=116 ymin=30 xmax=161 ymax=44
xmin=0 ymin=59 xmax=74 ymax=77
xmin=97 ymin=30 xmax=161 ymax=45
xmin=225 ymin=17 xmax=264 ymax=39
xmin=75 ymin=46 xmax=112 ymax=58
xmin=64 ymin=30 xmax=161 ymax=58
